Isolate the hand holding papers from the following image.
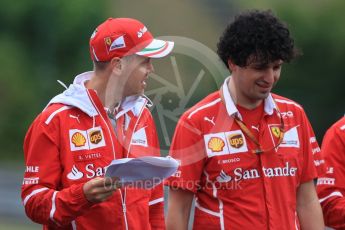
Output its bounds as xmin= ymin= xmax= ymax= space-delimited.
xmin=105 ymin=156 xmax=179 ymax=189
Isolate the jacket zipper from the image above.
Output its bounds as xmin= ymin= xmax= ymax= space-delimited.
xmin=119 ymin=99 xmax=147 ymax=230
xmin=88 ymin=91 xmax=147 ymax=230
xmin=87 ymin=90 xmax=129 ymax=229
xmin=120 ymin=189 xmax=129 ymax=230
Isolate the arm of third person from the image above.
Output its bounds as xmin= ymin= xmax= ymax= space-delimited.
xmin=166 ymin=188 xmax=194 ymax=230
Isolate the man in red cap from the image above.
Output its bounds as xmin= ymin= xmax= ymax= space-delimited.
xmin=21 ymin=18 xmax=174 ymax=229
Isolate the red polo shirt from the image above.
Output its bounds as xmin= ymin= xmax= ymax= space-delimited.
xmin=165 ymin=78 xmax=324 ymax=230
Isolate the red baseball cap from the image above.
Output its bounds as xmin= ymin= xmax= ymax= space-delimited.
xmin=89 ymin=18 xmax=174 ymax=61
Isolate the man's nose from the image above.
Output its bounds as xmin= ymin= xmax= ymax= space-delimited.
xmin=148 ymin=60 xmax=154 ymax=73
xmin=264 ymin=68 xmax=276 ymax=83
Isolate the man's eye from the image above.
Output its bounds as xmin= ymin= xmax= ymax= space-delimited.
xmin=273 ymin=65 xmax=282 ymax=70
xmin=142 ymin=59 xmax=150 ymax=64
xmin=253 ymin=66 xmax=266 ymax=70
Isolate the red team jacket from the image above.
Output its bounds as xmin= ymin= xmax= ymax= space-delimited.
xmin=165 ymin=78 xmax=325 ymax=230
xmin=21 ymin=72 xmax=164 ymax=230
xmin=317 ymin=116 xmax=345 ymax=230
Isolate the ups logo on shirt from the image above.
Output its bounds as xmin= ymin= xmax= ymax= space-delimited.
xmin=228 ymin=134 xmax=244 ymax=148
xmin=89 ymin=130 xmax=102 ymax=144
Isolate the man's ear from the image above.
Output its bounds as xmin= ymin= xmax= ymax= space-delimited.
xmin=227 ymin=59 xmax=237 ymax=72
xmin=110 ymin=57 xmax=122 ymax=74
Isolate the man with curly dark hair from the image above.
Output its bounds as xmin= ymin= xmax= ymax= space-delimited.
xmin=165 ymin=10 xmax=325 ymax=229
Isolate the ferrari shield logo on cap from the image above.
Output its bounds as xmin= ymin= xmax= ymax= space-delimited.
xmin=105 ymin=37 xmax=112 ymax=46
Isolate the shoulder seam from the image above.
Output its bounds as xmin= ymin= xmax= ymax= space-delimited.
xmin=274 ymin=99 xmax=302 ymax=109
xmin=188 ymin=98 xmax=221 ymax=119
xmin=45 ymin=105 xmax=73 ymax=125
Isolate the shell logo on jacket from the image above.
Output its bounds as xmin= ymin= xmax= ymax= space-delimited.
xmin=69 ymin=127 xmax=106 ymax=151
xmin=71 ymin=132 xmax=86 ymax=147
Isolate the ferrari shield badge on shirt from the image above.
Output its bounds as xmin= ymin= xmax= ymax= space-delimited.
xmin=271 ymin=126 xmax=282 ymax=138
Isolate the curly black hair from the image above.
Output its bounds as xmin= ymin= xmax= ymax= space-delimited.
xmin=217 ymin=10 xmax=300 ymax=68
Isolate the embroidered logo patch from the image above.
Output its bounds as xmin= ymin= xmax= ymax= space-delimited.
xmin=204 ymin=133 xmax=229 ymax=157
xmin=23 ymin=177 xmax=39 ymax=185
xmin=225 ymin=130 xmax=248 ymax=154
xmin=109 ymin=35 xmax=126 ymax=51
xmin=105 ymin=37 xmax=112 ymax=46
xmin=216 ymin=170 xmax=232 ymax=183
xmin=228 ymin=133 xmax=244 ymax=148
xmin=89 ymin=130 xmax=102 ymax=144
xmin=71 ymin=132 xmax=87 ymax=147
xmin=131 ymin=127 xmax=148 ymax=147
xmin=67 ymin=165 xmax=84 ymax=180
xmin=271 ymin=126 xmax=282 ymax=138
xmin=69 ymin=127 xmax=105 ymax=151
xmin=280 ymin=126 xmax=300 ymax=148
xmin=204 ymin=130 xmax=248 ymax=157
xmin=70 ymin=130 xmax=89 ymax=151
xmin=87 ymin=127 xmax=106 ymax=150
xmin=137 ymin=26 xmax=147 ymax=38
xmin=208 ymin=137 xmax=225 ymax=152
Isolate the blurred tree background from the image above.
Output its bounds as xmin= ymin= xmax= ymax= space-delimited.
xmin=0 ymin=0 xmax=111 ymax=161
xmin=0 ymin=0 xmax=344 ymax=161
xmin=0 ymin=0 xmax=345 ymax=161
xmin=1 ymin=0 xmax=345 ymax=229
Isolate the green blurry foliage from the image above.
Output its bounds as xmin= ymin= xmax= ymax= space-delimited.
xmin=1 ymin=0 xmax=344 ymax=161
xmin=0 ymin=0 xmax=112 ymax=160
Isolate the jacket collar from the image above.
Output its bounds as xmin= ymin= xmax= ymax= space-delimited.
xmin=47 ymin=71 xmax=149 ymax=118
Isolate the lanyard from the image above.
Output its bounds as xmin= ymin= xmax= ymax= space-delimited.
xmin=219 ymin=86 xmax=285 ymax=154
xmin=234 ymin=115 xmax=284 ymax=154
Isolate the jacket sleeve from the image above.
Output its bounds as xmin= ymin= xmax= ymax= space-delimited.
xmin=317 ymin=120 xmax=345 ymax=229
xmin=21 ymin=115 xmax=94 ymax=227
